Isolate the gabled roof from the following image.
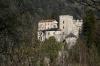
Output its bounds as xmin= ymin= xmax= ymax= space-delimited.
xmin=66 ymin=33 xmax=77 ymax=38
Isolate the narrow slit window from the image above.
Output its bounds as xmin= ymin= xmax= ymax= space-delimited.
xmin=63 ymin=21 xmax=64 ymax=24
xmin=63 ymin=26 xmax=64 ymax=29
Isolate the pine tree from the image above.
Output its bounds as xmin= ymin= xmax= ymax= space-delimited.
xmin=82 ymin=8 xmax=96 ymax=48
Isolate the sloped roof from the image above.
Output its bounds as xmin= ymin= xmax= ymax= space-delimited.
xmin=66 ymin=33 xmax=77 ymax=38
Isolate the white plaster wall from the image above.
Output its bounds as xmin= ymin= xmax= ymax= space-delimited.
xmin=54 ymin=34 xmax=62 ymax=42
xmin=45 ymin=31 xmax=61 ymax=41
xmin=38 ymin=22 xmax=46 ymax=30
xmin=72 ymin=20 xmax=83 ymax=37
xmin=38 ymin=20 xmax=58 ymax=31
xmin=65 ymin=37 xmax=77 ymax=49
xmin=38 ymin=31 xmax=45 ymax=41
xmin=59 ymin=15 xmax=74 ymax=35
xmin=51 ymin=21 xmax=58 ymax=29
xmin=59 ymin=15 xmax=83 ymax=37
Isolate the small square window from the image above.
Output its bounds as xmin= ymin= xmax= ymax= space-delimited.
xmin=53 ymin=25 xmax=56 ymax=28
xmin=53 ymin=32 xmax=55 ymax=35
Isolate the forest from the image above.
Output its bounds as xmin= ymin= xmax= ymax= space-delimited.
xmin=0 ymin=0 xmax=100 ymax=66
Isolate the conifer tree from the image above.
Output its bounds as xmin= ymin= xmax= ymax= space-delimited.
xmin=82 ymin=8 xmax=96 ymax=48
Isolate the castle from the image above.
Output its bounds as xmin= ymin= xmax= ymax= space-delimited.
xmin=38 ymin=15 xmax=83 ymax=48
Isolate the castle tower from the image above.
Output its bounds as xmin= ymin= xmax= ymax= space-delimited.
xmin=59 ymin=15 xmax=74 ymax=35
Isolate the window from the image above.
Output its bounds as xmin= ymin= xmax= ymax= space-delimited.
xmin=41 ymin=33 xmax=42 ymax=35
xmin=39 ymin=37 xmax=42 ymax=41
xmin=39 ymin=37 xmax=40 ymax=39
xmin=63 ymin=26 xmax=64 ymax=29
xmin=40 ymin=37 xmax=42 ymax=41
xmin=48 ymin=32 xmax=50 ymax=35
xmin=63 ymin=21 xmax=64 ymax=24
xmin=53 ymin=32 xmax=55 ymax=35
xmin=53 ymin=25 xmax=56 ymax=28
xmin=63 ymin=32 xmax=64 ymax=35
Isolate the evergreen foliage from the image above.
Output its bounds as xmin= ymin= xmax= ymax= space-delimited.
xmin=40 ymin=37 xmax=62 ymax=63
xmin=82 ymin=9 xmax=96 ymax=48
xmin=0 ymin=0 xmax=100 ymax=66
